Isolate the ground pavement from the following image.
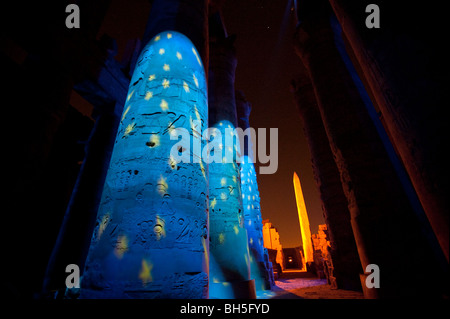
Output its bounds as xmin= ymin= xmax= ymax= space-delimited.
xmin=257 ymin=269 xmax=364 ymax=299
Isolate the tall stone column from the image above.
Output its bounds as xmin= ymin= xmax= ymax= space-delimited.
xmin=236 ymin=90 xmax=271 ymax=291
xmin=81 ymin=31 xmax=209 ymax=298
xmin=5 ymin=0 xmax=112 ymax=298
xmin=328 ymin=0 xmax=449 ymax=262
xmin=208 ymin=15 xmax=255 ymax=299
xmin=294 ymin=1 xmax=443 ymax=298
xmin=43 ymin=101 xmax=122 ymax=296
xmin=142 ymin=0 xmax=208 ymax=73
xmin=290 ymin=74 xmax=362 ymax=291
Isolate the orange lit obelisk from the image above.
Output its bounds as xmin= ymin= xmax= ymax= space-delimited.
xmin=293 ymin=172 xmax=314 ymax=266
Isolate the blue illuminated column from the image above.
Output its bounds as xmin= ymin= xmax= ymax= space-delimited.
xmin=207 ymin=32 xmax=255 ymax=298
xmin=236 ymin=90 xmax=272 ymax=291
xmin=81 ymin=31 xmax=209 ymax=299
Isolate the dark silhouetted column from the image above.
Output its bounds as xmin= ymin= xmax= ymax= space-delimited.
xmin=294 ymin=0 xmax=443 ymax=298
xmin=207 ymin=13 xmax=255 ymax=299
xmin=291 ymin=73 xmax=362 ymax=291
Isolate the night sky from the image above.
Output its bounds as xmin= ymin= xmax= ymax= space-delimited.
xmin=101 ymin=0 xmax=324 ymax=248
xmin=222 ymin=0 xmax=324 ymax=248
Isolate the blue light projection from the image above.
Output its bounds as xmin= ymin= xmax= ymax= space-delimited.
xmin=81 ymin=31 xmax=209 ymax=299
xmin=235 ymin=89 xmax=272 ymax=291
xmin=240 ymin=155 xmax=268 ymax=291
xmin=208 ymin=120 xmax=252 ymax=299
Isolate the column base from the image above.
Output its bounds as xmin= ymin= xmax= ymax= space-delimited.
xmin=210 ymin=279 xmax=256 ymax=299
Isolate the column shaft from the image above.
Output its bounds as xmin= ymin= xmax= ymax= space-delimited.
xmin=236 ymin=90 xmax=271 ymax=291
xmin=291 ymin=74 xmax=362 ymax=291
xmin=81 ymin=31 xmax=209 ymax=298
xmin=208 ymin=30 xmax=255 ymax=298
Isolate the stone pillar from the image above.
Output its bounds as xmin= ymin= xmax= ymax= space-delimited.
xmin=208 ymin=17 xmax=255 ymax=299
xmin=42 ymin=101 xmax=121 ymax=297
xmin=5 ymin=0 xmax=112 ymax=298
xmin=42 ymin=30 xmax=135 ymax=298
xmin=294 ymin=1 xmax=442 ymax=298
xmin=81 ymin=31 xmax=209 ymax=298
xmin=290 ymin=74 xmax=362 ymax=291
xmin=236 ymin=90 xmax=271 ymax=291
xmin=293 ymin=172 xmax=314 ymax=266
xmin=328 ymin=0 xmax=449 ymax=262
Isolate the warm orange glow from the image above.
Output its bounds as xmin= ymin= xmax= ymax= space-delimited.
xmin=262 ymin=220 xmax=284 ymax=270
xmin=293 ymin=172 xmax=314 ymax=263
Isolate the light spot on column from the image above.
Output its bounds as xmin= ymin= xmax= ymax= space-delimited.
xmin=193 ymin=74 xmax=199 ymax=88
xmin=183 ymin=81 xmax=190 ymax=93
xmin=210 ymin=197 xmax=217 ymax=209
xmin=154 ymin=215 xmax=166 ymax=240
xmin=139 ymin=259 xmax=153 ymax=284
xmin=97 ymin=213 xmax=110 ymax=240
xmin=192 ymin=47 xmax=202 ymax=66
xmin=160 ymin=99 xmax=169 ymax=111
xmin=199 ymin=160 xmax=206 ymax=180
xmin=121 ymin=105 xmax=130 ymax=121
xmin=144 ymin=91 xmax=153 ymax=100
xmin=146 ymin=134 xmax=160 ymax=148
xmin=218 ymin=233 xmax=225 ymax=244
xmin=168 ymin=155 xmax=177 ymax=169
xmin=114 ymin=235 xmax=128 ymax=259
xmin=157 ymin=176 xmax=168 ymax=196
xmin=202 ymin=237 xmax=209 ymax=273
xmin=168 ymin=125 xmax=177 ymax=137
xmin=124 ymin=122 xmax=135 ymax=137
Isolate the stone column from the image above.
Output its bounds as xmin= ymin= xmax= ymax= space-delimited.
xmin=81 ymin=31 xmax=209 ymax=298
xmin=236 ymin=90 xmax=271 ymax=291
xmin=142 ymin=0 xmax=208 ymax=73
xmin=207 ymin=16 xmax=255 ymax=298
xmin=290 ymin=74 xmax=362 ymax=291
xmin=294 ymin=1 xmax=442 ymax=298
xmin=328 ymin=0 xmax=449 ymax=262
